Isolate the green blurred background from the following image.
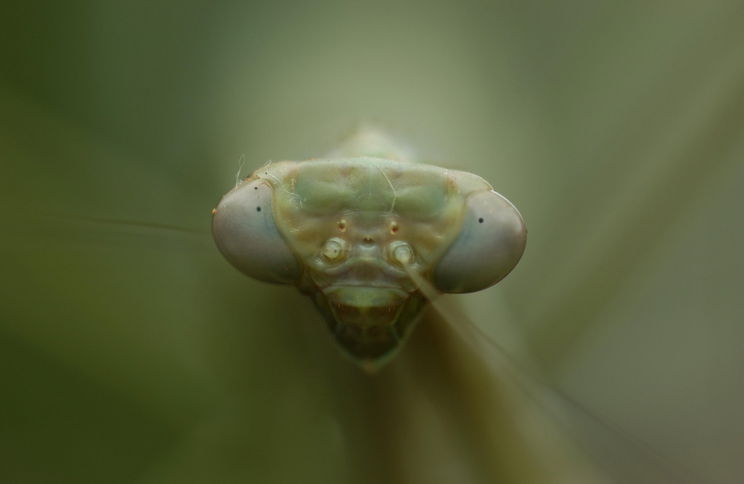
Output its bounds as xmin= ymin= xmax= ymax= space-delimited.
xmin=1 ymin=1 xmax=743 ymax=483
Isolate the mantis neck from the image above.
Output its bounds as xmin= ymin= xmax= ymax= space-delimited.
xmin=324 ymin=125 xmax=416 ymax=162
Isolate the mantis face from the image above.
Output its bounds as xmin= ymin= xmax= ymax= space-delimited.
xmin=212 ymin=157 xmax=526 ymax=368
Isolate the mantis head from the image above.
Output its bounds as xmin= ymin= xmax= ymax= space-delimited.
xmin=212 ymin=158 xmax=526 ymax=368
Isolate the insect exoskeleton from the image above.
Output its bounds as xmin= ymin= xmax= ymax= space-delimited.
xmin=212 ymin=156 xmax=526 ymax=367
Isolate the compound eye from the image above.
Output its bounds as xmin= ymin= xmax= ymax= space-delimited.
xmin=321 ymin=237 xmax=348 ymax=262
xmin=211 ymin=179 xmax=300 ymax=284
xmin=433 ymin=190 xmax=526 ymax=293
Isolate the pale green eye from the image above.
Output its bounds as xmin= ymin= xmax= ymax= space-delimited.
xmin=433 ymin=190 xmax=527 ymax=293
xmin=211 ymin=179 xmax=300 ymax=284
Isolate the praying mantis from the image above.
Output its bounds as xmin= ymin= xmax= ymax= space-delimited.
xmin=210 ymin=126 xmax=614 ymax=483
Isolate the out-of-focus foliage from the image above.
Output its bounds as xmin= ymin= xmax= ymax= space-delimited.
xmin=1 ymin=1 xmax=743 ymax=483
